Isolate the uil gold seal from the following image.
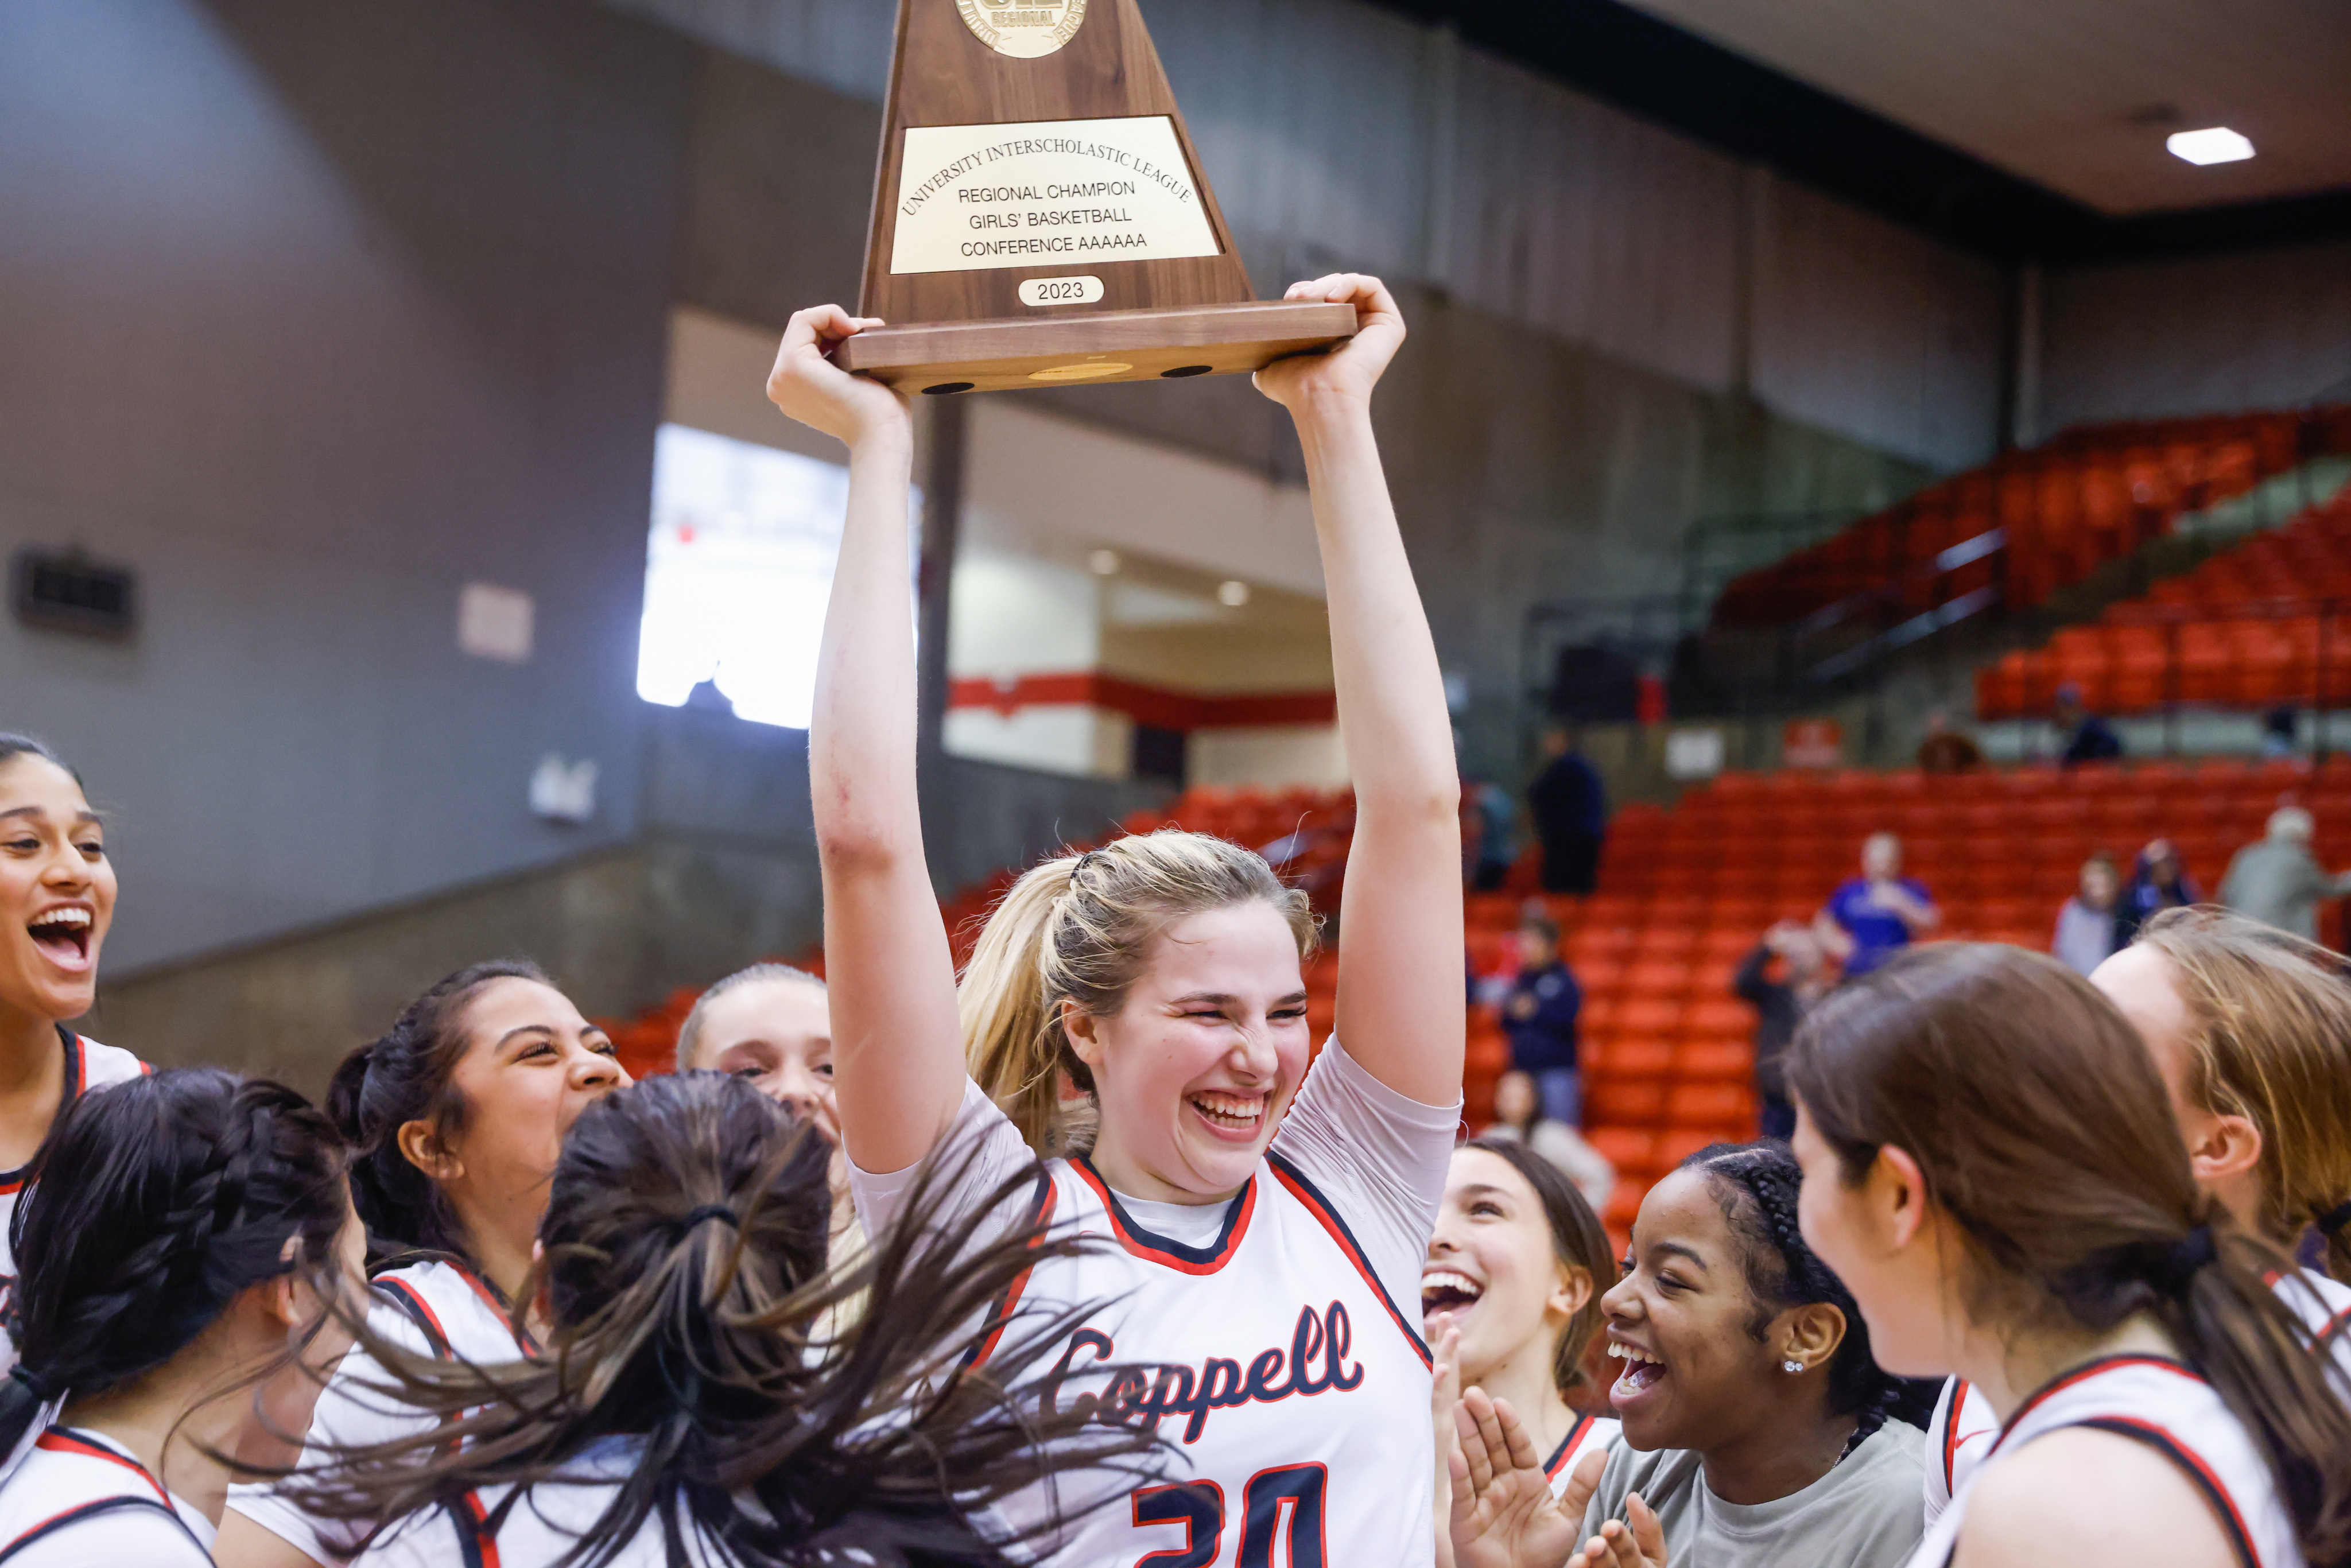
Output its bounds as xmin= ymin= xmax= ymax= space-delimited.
xmin=956 ymin=0 xmax=1087 ymax=60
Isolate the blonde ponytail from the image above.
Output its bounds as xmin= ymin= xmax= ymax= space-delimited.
xmin=960 ymin=830 xmax=1319 ymax=1156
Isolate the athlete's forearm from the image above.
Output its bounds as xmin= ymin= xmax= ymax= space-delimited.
xmin=810 ymin=427 xmax=968 ymax=1174
xmin=1292 ymin=395 xmax=1464 ymax=1109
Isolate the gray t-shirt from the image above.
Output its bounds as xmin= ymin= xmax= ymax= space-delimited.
xmin=1580 ymin=1420 xmax=1925 ymax=1568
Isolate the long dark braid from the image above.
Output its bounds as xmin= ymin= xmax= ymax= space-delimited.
xmin=1683 ymin=1141 xmax=1907 ymax=1460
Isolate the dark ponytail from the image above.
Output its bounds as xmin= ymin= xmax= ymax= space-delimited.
xmin=294 ymin=1073 xmax=1153 ymax=1565
xmin=1790 ymin=943 xmax=2351 ymax=1564
xmin=1681 ymin=1140 xmax=1908 ymax=1458
xmin=1463 ymin=1135 xmax=1612 ymax=1394
xmin=9 ymin=1068 xmax=348 ymax=1399
xmin=328 ymin=960 xmax=547 ymax=1262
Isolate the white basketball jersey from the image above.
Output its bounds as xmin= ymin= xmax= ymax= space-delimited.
xmin=226 ymin=1258 xmax=530 ymax=1565
xmin=980 ymin=1150 xmax=1437 ymax=1567
xmin=353 ymin=1440 xmax=728 ymax=1568
xmin=1925 ymin=1267 xmax=2351 ymax=1523
xmin=0 ymin=1030 xmax=148 ymax=1378
xmin=1908 ymin=1355 xmax=2301 ymax=1568
xmin=1544 ymin=1412 xmax=1620 ymax=1500
xmin=0 ymin=1427 xmax=211 ymax=1565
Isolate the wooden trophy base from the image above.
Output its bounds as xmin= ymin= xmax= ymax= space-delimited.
xmin=835 ymin=300 xmax=1357 ymax=395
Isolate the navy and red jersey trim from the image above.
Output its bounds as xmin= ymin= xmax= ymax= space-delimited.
xmin=0 ymin=1031 xmax=84 ymax=1197
xmin=1543 ymin=1413 xmax=1595 ymax=1481
xmin=453 ymin=1487 xmax=503 ymax=1568
xmin=1072 ymin=1156 xmax=1257 ymax=1275
xmin=1265 ymin=1151 xmax=1430 ymax=1365
xmin=0 ymin=1030 xmax=150 ymax=1196
xmin=33 ymin=1430 xmax=170 ymax=1506
xmin=2069 ymin=1418 xmax=2261 ymax=1568
xmin=0 ymin=1497 xmax=203 ymax=1563
xmin=964 ymin=1170 xmax=1058 ymax=1371
xmin=1942 ymin=1379 xmax=1971 ymax=1488
xmin=375 ymin=1279 xmax=455 ymax=1357
xmin=1988 ymin=1354 xmax=2202 ymax=1454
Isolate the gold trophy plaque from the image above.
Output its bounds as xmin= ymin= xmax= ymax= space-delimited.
xmin=836 ymin=0 xmax=1356 ymax=395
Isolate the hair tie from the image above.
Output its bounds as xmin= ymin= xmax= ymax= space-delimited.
xmin=1069 ymin=849 xmax=1104 ymax=887
xmin=2151 ymin=1225 xmax=2217 ymax=1296
xmin=2316 ymin=1199 xmax=2351 ymax=1237
xmin=673 ymin=1204 xmax=740 ymax=1236
xmin=12 ymin=1365 xmax=55 ymax=1402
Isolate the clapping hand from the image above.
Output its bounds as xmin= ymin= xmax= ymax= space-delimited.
xmin=1448 ymin=1387 xmax=1589 ymax=1568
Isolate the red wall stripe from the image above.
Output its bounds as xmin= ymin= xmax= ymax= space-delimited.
xmin=948 ymin=671 xmax=1336 ymax=730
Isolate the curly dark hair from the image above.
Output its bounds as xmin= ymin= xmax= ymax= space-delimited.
xmin=293 ymin=1072 xmax=1156 ymax=1567
xmin=325 ymin=959 xmax=549 ymax=1263
xmin=9 ymin=1068 xmax=349 ymax=1400
xmin=1681 ymin=1140 xmax=1906 ymax=1460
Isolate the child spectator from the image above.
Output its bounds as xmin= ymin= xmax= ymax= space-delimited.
xmin=1735 ymin=921 xmax=1832 ymax=1140
xmin=1505 ymin=915 xmax=1584 ymax=1127
xmin=1815 ymin=832 xmax=1938 ymax=978
xmin=2052 ymin=852 xmax=2122 ymax=975
xmin=2116 ymin=836 xmax=2199 ymax=942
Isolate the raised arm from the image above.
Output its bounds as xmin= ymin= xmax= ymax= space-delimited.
xmin=1255 ymin=275 xmax=1463 ymax=1108
xmin=768 ymin=306 xmax=966 ymax=1175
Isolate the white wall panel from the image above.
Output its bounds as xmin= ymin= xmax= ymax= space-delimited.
xmin=2040 ymin=240 xmax=2351 ymax=430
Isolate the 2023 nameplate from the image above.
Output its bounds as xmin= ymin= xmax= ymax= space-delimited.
xmin=890 ymin=115 xmax=1221 ymax=277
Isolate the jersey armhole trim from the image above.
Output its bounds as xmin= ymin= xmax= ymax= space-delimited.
xmin=963 ymin=1170 xmax=1058 ymax=1372
xmin=1265 ymin=1150 xmax=1431 ymax=1365
xmin=2064 ymin=1418 xmax=2261 ymax=1568
xmin=0 ymin=1496 xmax=208 ymax=1565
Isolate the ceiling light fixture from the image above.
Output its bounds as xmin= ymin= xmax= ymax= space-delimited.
xmin=2166 ymin=127 xmax=2254 ymax=166
xmin=1088 ymin=549 xmax=1122 ymax=576
xmin=1217 ymin=580 xmax=1251 ymax=607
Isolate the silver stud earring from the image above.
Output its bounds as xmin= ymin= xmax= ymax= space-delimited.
xmin=1782 ymin=1359 xmax=1803 ymax=1373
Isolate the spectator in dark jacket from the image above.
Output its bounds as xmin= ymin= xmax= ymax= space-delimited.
xmin=1526 ymin=727 xmax=1605 ymax=895
xmin=1734 ymin=921 xmax=1831 ymax=1141
xmin=2053 ymin=681 xmax=2123 ymax=767
xmin=1503 ymin=914 xmax=1583 ymax=1127
xmin=2116 ymin=837 xmax=2201 ymax=942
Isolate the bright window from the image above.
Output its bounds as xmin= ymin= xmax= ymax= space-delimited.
xmin=636 ymin=424 xmax=915 ymax=730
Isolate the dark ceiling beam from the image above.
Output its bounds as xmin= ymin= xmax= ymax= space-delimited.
xmin=1368 ymin=0 xmax=2351 ymax=266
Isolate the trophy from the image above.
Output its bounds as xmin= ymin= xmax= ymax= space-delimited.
xmin=836 ymin=0 xmax=1357 ymax=394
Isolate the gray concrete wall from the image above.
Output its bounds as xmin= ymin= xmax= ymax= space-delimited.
xmin=95 ymin=705 xmax=1170 ymax=1093
xmin=2040 ymin=240 xmax=2351 ymax=430
xmin=2 ymin=0 xmax=695 ymax=971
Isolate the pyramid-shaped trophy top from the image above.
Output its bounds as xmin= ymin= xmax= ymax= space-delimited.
xmin=837 ymin=0 xmax=1354 ymax=394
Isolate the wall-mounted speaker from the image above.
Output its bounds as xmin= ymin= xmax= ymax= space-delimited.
xmin=10 ymin=548 xmax=137 ymax=639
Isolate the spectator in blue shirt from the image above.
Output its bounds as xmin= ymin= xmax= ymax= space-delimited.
xmin=1503 ymin=913 xmax=1583 ymax=1127
xmin=1814 ymin=832 xmax=1939 ymax=977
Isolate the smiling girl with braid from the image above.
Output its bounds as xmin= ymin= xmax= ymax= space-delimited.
xmin=0 ymin=1069 xmax=364 ymax=1564
xmin=1448 ymin=1142 xmax=1922 ymax=1568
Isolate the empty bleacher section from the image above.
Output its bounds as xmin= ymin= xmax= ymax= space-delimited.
xmin=1978 ymin=479 xmax=2351 ymax=719
xmin=1712 ymin=410 xmax=2343 ymax=632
